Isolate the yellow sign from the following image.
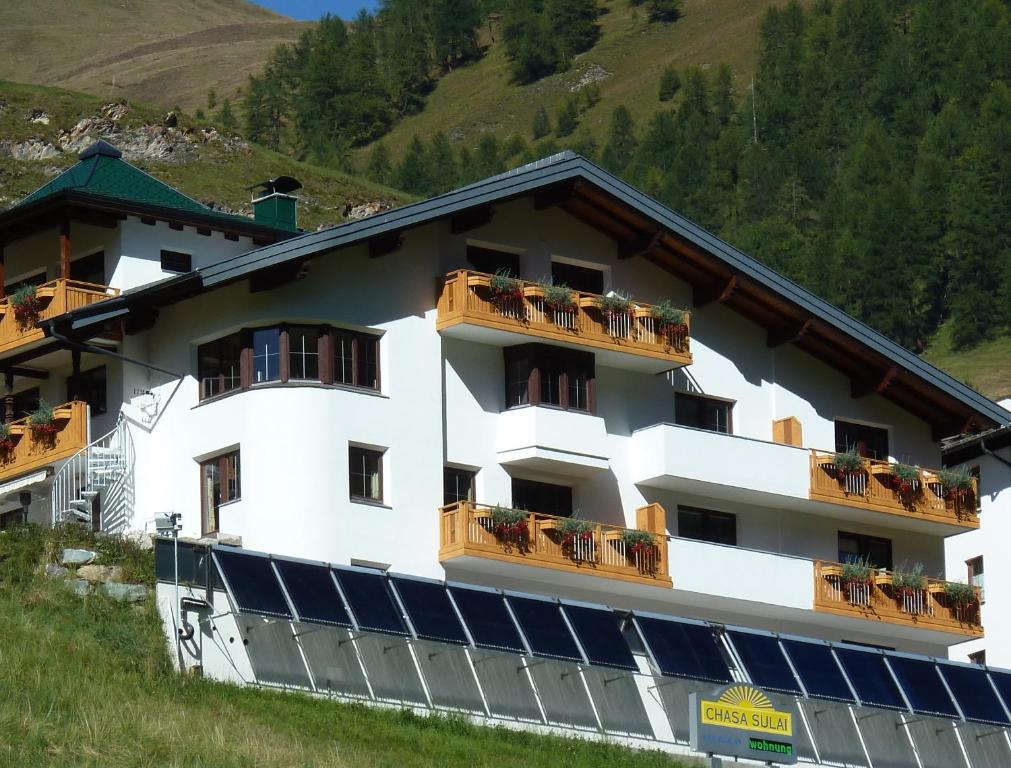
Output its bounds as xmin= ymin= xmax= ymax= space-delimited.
xmin=699 ymin=685 xmax=793 ymax=737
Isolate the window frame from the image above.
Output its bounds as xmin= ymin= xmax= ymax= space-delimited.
xmin=199 ymin=450 xmax=241 ymax=535
xmin=160 ymin=249 xmax=193 ymax=274
xmin=69 ymin=365 xmax=107 ymax=416
xmin=443 ymin=467 xmax=476 ymax=506
xmin=197 ymin=324 xmax=381 ymax=401
xmin=676 ymin=505 xmax=737 ymax=546
xmin=674 ymin=391 xmax=734 ymax=434
xmin=834 ymin=419 xmax=890 ymax=460
xmin=837 ymin=530 xmax=893 ymax=571
xmin=503 ymin=343 xmax=596 ymax=414
xmin=349 ymin=445 xmax=385 ymax=504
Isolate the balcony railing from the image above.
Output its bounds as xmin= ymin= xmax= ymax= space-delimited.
xmin=436 ymin=270 xmax=691 ymax=365
xmin=809 ymin=451 xmax=978 ymax=528
xmin=814 ymin=561 xmax=982 ymax=637
xmin=0 ymin=279 xmax=120 ymax=356
xmin=439 ymin=501 xmax=672 ymax=587
xmin=0 ymin=400 xmax=88 ymax=481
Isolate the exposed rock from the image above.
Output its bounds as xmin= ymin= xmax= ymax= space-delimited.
xmin=62 ymin=548 xmax=97 ymax=565
xmin=101 ymin=583 xmax=148 ymax=602
xmin=122 ymin=529 xmax=154 ymax=551
xmin=102 ymin=102 xmax=130 ymax=122
xmin=66 ymin=579 xmax=93 ymax=597
xmin=28 ymin=108 xmax=50 ymax=125
xmin=77 ymin=564 xmax=124 ymax=584
xmin=163 ymin=111 xmax=178 ymax=128
xmin=344 ymin=200 xmax=394 ymax=221
xmin=569 ymin=64 xmax=611 ymax=92
xmin=43 ymin=564 xmax=69 ymax=580
xmin=0 ymin=139 xmax=61 ymax=161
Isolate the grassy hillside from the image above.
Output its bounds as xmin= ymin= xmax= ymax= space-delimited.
xmin=0 ymin=0 xmax=308 ymax=112
xmin=0 ymin=80 xmax=407 ymax=232
xmin=923 ymin=325 xmax=1011 ymax=404
xmin=0 ymin=525 xmax=692 ymax=767
xmin=355 ymin=0 xmax=800 ymax=163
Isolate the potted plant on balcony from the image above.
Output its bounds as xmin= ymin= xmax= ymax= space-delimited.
xmin=889 ymin=462 xmax=920 ymax=496
xmin=28 ymin=402 xmax=59 ymax=440
xmin=557 ymin=517 xmax=595 ymax=560
xmin=10 ymin=284 xmax=43 ymax=327
xmin=943 ymin=581 xmax=977 ymax=608
xmin=650 ymin=300 xmax=689 ymax=342
xmin=539 ymin=281 xmax=577 ymax=313
xmin=489 ymin=505 xmax=529 ymax=544
xmin=938 ymin=467 xmax=974 ymax=503
xmin=489 ymin=268 xmax=524 ymax=310
xmin=891 ymin=563 xmax=927 ymax=611
xmin=833 ymin=448 xmax=864 ymax=479
xmin=0 ymin=422 xmax=16 ymax=455
xmin=596 ymin=292 xmax=633 ymax=337
xmin=840 ymin=556 xmax=874 ymax=604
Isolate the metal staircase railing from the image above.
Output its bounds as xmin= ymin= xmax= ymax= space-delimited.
xmin=51 ymin=414 xmax=133 ymax=529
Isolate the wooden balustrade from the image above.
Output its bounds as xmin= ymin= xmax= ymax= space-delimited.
xmin=0 ymin=400 xmax=88 ymax=481
xmin=0 ymin=279 xmax=120 ymax=356
xmin=436 ymin=269 xmax=691 ymax=365
xmin=439 ymin=501 xmax=672 ymax=587
xmin=809 ymin=451 xmax=979 ymax=529
xmin=813 ymin=560 xmax=982 ymax=637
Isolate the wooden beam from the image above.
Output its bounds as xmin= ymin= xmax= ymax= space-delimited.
xmin=59 ymin=218 xmax=71 ymax=279
xmin=851 ymin=366 xmax=899 ymax=399
xmin=693 ymin=275 xmax=738 ymax=308
xmin=124 ymin=307 xmax=159 ymax=335
xmin=450 ymin=205 xmax=495 ymax=235
xmin=249 ymin=261 xmax=306 ymax=293
xmin=618 ymin=230 xmax=664 ymax=260
xmin=368 ymin=232 xmax=404 ymax=259
xmin=533 ymin=181 xmax=580 ymax=210
xmin=767 ymin=318 xmax=814 ymax=348
xmin=0 ymin=367 xmax=50 ymax=380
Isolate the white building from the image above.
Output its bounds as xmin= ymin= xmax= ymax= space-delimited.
xmin=3 ymin=143 xmax=1011 ymax=764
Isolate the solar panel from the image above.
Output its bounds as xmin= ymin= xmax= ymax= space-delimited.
xmin=332 ymin=568 xmax=407 ymax=635
xmin=781 ymin=639 xmax=855 ymax=703
xmin=887 ymin=656 xmax=959 ymax=719
xmin=938 ymin=664 xmax=1010 ymax=725
xmin=727 ymin=631 xmax=802 ymax=694
xmin=635 ymin=616 xmax=731 ymax=683
xmin=834 ymin=648 xmax=906 ymax=710
xmin=990 ymin=670 xmax=1011 ymax=718
xmin=561 ymin=604 xmax=636 ymax=671
xmin=506 ymin=595 xmax=583 ymax=662
xmin=391 ymin=577 xmax=469 ymax=645
xmin=213 ymin=549 xmax=291 ymax=618
xmin=448 ymin=586 xmax=525 ymax=653
xmin=274 ymin=559 xmax=352 ymax=627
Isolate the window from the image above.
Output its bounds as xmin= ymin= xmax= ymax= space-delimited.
xmin=444 ymin=467 xmax=476 ymax=506
xmin=512 ymin=478 xmax=572 ymax=517
xmin=197 ymin=325 xmax=381 ymax=400
xmin=967 ymin=556 xmax=984 ymax=595
xmin=69 ymin=366 xmax=106 ymax=416
xmin=675 ymin=392 xmax=732 ymax=434
xmin=838 ymin=531 xmax=892 ymax=570
xmin=349 ymin=446 xmax=384 ymax=502
xmin=198 ymin=333 xmax=243 ymax=399
xmin=334 ymin=329 xmax=379 ymax=389
xmin=288 ymin=326 xmax=320 ymax=380
xmin=5 ymin=272 xmax=46 ymax=295
xmin=160 ymin=250 xmax=192 ymax=273
xmin=12 ymin=387 xmax=40 ymax=419
xmin=835 ymin=420 xmax=888 ymax=460
xmin=200 ymin=451 xmax=240 ymax=535
xmin=968 ymin=650 xmax=986 ymax=666
xmin=0 ymin=508 xmax=26 ymax=530
xmin=503 ymin=344 xmax=595 ymax=413
xmin=677 ymin=506 xmax=736 ymax=545
xmin=70 ymin=251 xmax=105 ymax=284
xmin=551 ymin=261 xmax=604 ymax=295
xmin=467 ymin=245 xmax=520 ymax=276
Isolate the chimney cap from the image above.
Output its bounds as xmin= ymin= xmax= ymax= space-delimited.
xmin=248 ymin=175 xmax=302 ymax=196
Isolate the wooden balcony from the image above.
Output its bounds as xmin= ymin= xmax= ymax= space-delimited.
xmin=809 ymin=451 xmax=979 ymax=530
xmin=0 ymin=401 xmax=88 ymax=481
xmin=439 ymin=501 xmax=672 ymax=588
xmin=0 ymin=279 xmax=120 ymax=357
xmin=814 ymin=561 xmax=983 ymax=637
xmin=436 ymin=270 xmax=691 ymax=367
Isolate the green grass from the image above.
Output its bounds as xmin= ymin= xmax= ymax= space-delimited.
xmin=0 ymin=525 xmax=693 ymax=768
xmin=0 ymin=80 xmax=408 ymax=232
xmin=922 ymin=323 xmax=1011 ymax=403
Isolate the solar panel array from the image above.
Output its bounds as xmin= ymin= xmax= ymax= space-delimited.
xmin=209 ymin=546 xmax=1011 ymax=731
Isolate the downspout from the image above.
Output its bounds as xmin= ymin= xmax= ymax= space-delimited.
xmin=41 ymin=321 xmax=184 ymax=380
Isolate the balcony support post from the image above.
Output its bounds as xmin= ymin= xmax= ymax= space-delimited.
xmin=3 ymin=372 xmax=11 ymax=423
xmin=69 ymin=348 xmax=81 ymax=401
xmin=0 ymin=244 xmax=5 ymax=300
xmin=59 ymin=218 xmax=71 ymax=280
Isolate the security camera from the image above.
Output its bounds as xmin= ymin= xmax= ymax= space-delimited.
xmin=155 ymin=512 xmax=181 ymax=532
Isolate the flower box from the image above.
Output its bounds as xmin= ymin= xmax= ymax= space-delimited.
xmin=522 ymin=285 xmax=545 ymax=298
xmin=467 ymin=274 xmax=492 ymax=288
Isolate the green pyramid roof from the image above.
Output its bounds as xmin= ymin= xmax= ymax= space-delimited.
xmin=13 ymin=141 xmax=267 ymax=230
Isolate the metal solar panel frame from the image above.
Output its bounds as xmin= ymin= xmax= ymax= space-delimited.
xmin=723 ymin=626 xmax=805 ymax=696
xmin=388 ymin=572 xmax=471 ymax=646
xmin=937 ymin=659 xmax=1011 ymax=726
xmin=884 ymin=651 xmax=963 ymax=721
xmin=831 ymin=642 xmax=913 ymax=713
xmin=446 ymin=580 xmax=530 ymax=655
xmin=331 ymin=563 xmax=409 ymax=637
xmin=502 ymin=591 xmax=587 ymax=665
xmin=269 ymin=555 xmax=356 ymax=628
xmin=630 ymin=610 xmax=732 ymax=684
xmin=777 ymin=632 xmax=859 ymax=704
xmin=211 ymin=546 xmax=294 ymax=620
xmin=558 ymin=597 xmax=637 ymax=672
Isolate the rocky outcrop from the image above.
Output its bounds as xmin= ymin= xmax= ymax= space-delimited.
xmin=344 ymin=200 xmax=394 ymax=221
xmin=77 ymin=564 xmax=124 ymax=584
xmin=0 ymin=139 xmax=61 ymax=161
xmin=101 ymin=583 xmax=148 ymax=603
xmin=62 ymin=548 xmax=97 ymax=565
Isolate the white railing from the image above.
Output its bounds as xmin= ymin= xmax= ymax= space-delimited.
xmin=51 ymin=414 xmax=133 ymax=531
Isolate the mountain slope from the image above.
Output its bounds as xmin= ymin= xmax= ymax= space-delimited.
xmin=0 ymin=0 xmax=308 ymax=112
xmin=0 ymin=80 xmax=406 ymax=232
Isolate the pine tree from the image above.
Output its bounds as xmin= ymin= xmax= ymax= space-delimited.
xmin=713 ymin=64 xmax=735 ymax=126
xmin=219 ymin=99 xmax=236 ymax=133
xmin=367 ymin=142 xmax=393 ymax=185
xmin=503 ymin=134 xmax=528 ymax=158
xmin=556 ymin=98 xmax=579 ymax=137
xmin=396 ymin=135 xmax=432 ymax=195
xmin=546 ymin=0 xmax=600 ymax=68
xmin=648 ymin=0 xmax=682 ymax=23
xmin=206 ymin=88 xmax=217 ymax=110
xmin=658 ymin=66 xmax=680 ymax=101
xmin=601 ymin=105 xmax=637 ymax=173
xmin=432 ymin=0 xmax=482 ymax=69
xmin=532 ymin=106 xmax=551 ymax=139
xmin=427 ymin=131 xmax=459 ymax=193
xmin=473 ymin=134 xmax=504 ymax=177
xmin=503 ymin=0 xmax=559 ymax=82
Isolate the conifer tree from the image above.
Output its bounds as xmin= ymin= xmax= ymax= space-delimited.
xmin=648 ymin=0 xmax=682 ymax=23
xmin=432 ymin=0 xmax=482 ymax=68
xmin=556 ymin=98 xmax=579 ymax=137
xmin=546 ymin=0 xmax=600 ymax=68
xmin=219 ymin=99 xmax=236 ymax=133
xmin=207 ymin=88 xmax=217 ymax=110
xmin=601 ymin=105 xmax=637 ymax=173
xmin=658 ymin=66 xmax=680 ymax=101
xmin=427 ymin=132 xmax=460 ymax=193
xmin=532 ymin=106 xmax=551 ymax=139
xmin=367 ymin=142 xmax=394 ymax=185
xmin=396 ymin=135 xmax=432 ymax=195
xmin=473 ymin=135 xmax=505 ymax=177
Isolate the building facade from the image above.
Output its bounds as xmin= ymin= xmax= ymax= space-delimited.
xmin=1 ymin=144 xmax=1007 ymax=663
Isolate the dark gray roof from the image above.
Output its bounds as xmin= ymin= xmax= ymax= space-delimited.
xmin=50 ymin=151 xmax=1011 ymax=428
